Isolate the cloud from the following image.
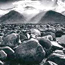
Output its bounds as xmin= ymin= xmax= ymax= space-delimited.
xmin=0 ymin=0 xmax=65 ymax=15
xmin=13 ymin=1 xmax=55 ymax=12
xmin=0 ymin=0 xmax=56 ymax=15
xmin=54 ymin=0 xmax=65 ymax=13
xmin=0 ymin=0 xmax=21 ymax=2
xmin=0 ymin=10 xmax=9 ymax=15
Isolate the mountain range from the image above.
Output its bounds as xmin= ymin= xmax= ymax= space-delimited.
xmin=0 ymin=10 xmax=65 ymax=24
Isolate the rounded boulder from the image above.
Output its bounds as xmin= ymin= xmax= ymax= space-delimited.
xmin=15 ymin=38 xmax=45 ymax=64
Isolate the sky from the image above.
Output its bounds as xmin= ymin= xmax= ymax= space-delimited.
xmin=0 ymin=0 xmax=65 ymax=15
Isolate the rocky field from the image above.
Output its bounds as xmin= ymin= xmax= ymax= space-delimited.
xmin=0 ymin=23 xmax=65 ymax=65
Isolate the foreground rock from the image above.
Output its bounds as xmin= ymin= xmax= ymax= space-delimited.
xmin=37 ymin=37 xmax=52 ymax=49
xmin=44 ymin=61 xmax=58 ymax=65
xmin=47 ymin=50 xmax=65 ymax=65
xmin=15 ymin=38 xmax=45 ymax=64
xmin=37 ymin=37 xmax=52 ymax=57
xmin=1 ymin=46 xmax=15 ymax=59
xmin=0 ymin=50 xmax=7 ymax=60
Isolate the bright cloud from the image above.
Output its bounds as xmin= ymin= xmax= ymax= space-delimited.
xmin=55 ymin=0 xmax=65 ymax=13
xmin=13 ymin=1 xmax=55 ymax=14
xmin=0 ymin=0 xmax=65 ymax=15
xmin=0 ymin=10 xmax=9 ymax=15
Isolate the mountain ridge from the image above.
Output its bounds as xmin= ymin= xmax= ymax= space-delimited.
xmin=0 ymin=10 xmax=65 ymax=24
xmin=0 ymin=10 xmax=26 ymax=24
xmin=39 ymin=10 xmax=65 ymax=24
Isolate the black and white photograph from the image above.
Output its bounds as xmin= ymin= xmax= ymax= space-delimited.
xmin=0 ymin=0 xmax=65 ymax=65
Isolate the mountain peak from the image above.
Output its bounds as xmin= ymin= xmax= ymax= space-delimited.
xmin=8 ymin=10 xmax=18 ymax=14
xmin=45 ymin=10 xmax=63 ymax=16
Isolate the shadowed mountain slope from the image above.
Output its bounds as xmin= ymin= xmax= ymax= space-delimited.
xmin=0 ymin=10 xmax=65 ymax=24
xmin=39 ymin=10 xmax=65 ymax=24
xmin=0 ymin=10 xmax=26 ymax=24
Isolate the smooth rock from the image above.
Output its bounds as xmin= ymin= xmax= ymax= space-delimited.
xmin=15 ymin=38 xmax=45 ymax=64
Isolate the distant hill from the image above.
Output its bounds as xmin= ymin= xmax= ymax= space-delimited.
xmin=0 ymin=10 xmax=26 ymax=24
xmin=39 ymin=10 xmax=65 ymax=24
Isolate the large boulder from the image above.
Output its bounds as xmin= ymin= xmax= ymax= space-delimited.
xmin=15 ymin=38 xmax=45 ymax=64
xmin=2 ymin=33 xmax=19 ymax=47
xmin=47 ymin=50 xmax=65 ymax=65
xmin=37 ymin=37 xmax=52 ymax=49
xmin=37 ymin=37 xmax=52 ymax=57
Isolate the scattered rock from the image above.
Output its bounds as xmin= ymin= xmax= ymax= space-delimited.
xmin=0 ymin=50 xmax=7 ymax=60
xmin=30 ymin=28 xmax=41 ymax=38
xmin=50 ymin=41 xmax=63 ymax=50
xmin=0 ymin=61 xmax=4 ymax=65
xmin=55 ymin=30 xmax=63 ymax=37
xmin=56 ymin=35 xmax=65 ymax=47
xmin=1 ymin=46 xmax=15 ymax=58
xmin=19 ymin=32 xmax=28 ymax=42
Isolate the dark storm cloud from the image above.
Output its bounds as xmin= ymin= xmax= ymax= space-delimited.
xmin=0 ymin=0 xmax=22 ymax=2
